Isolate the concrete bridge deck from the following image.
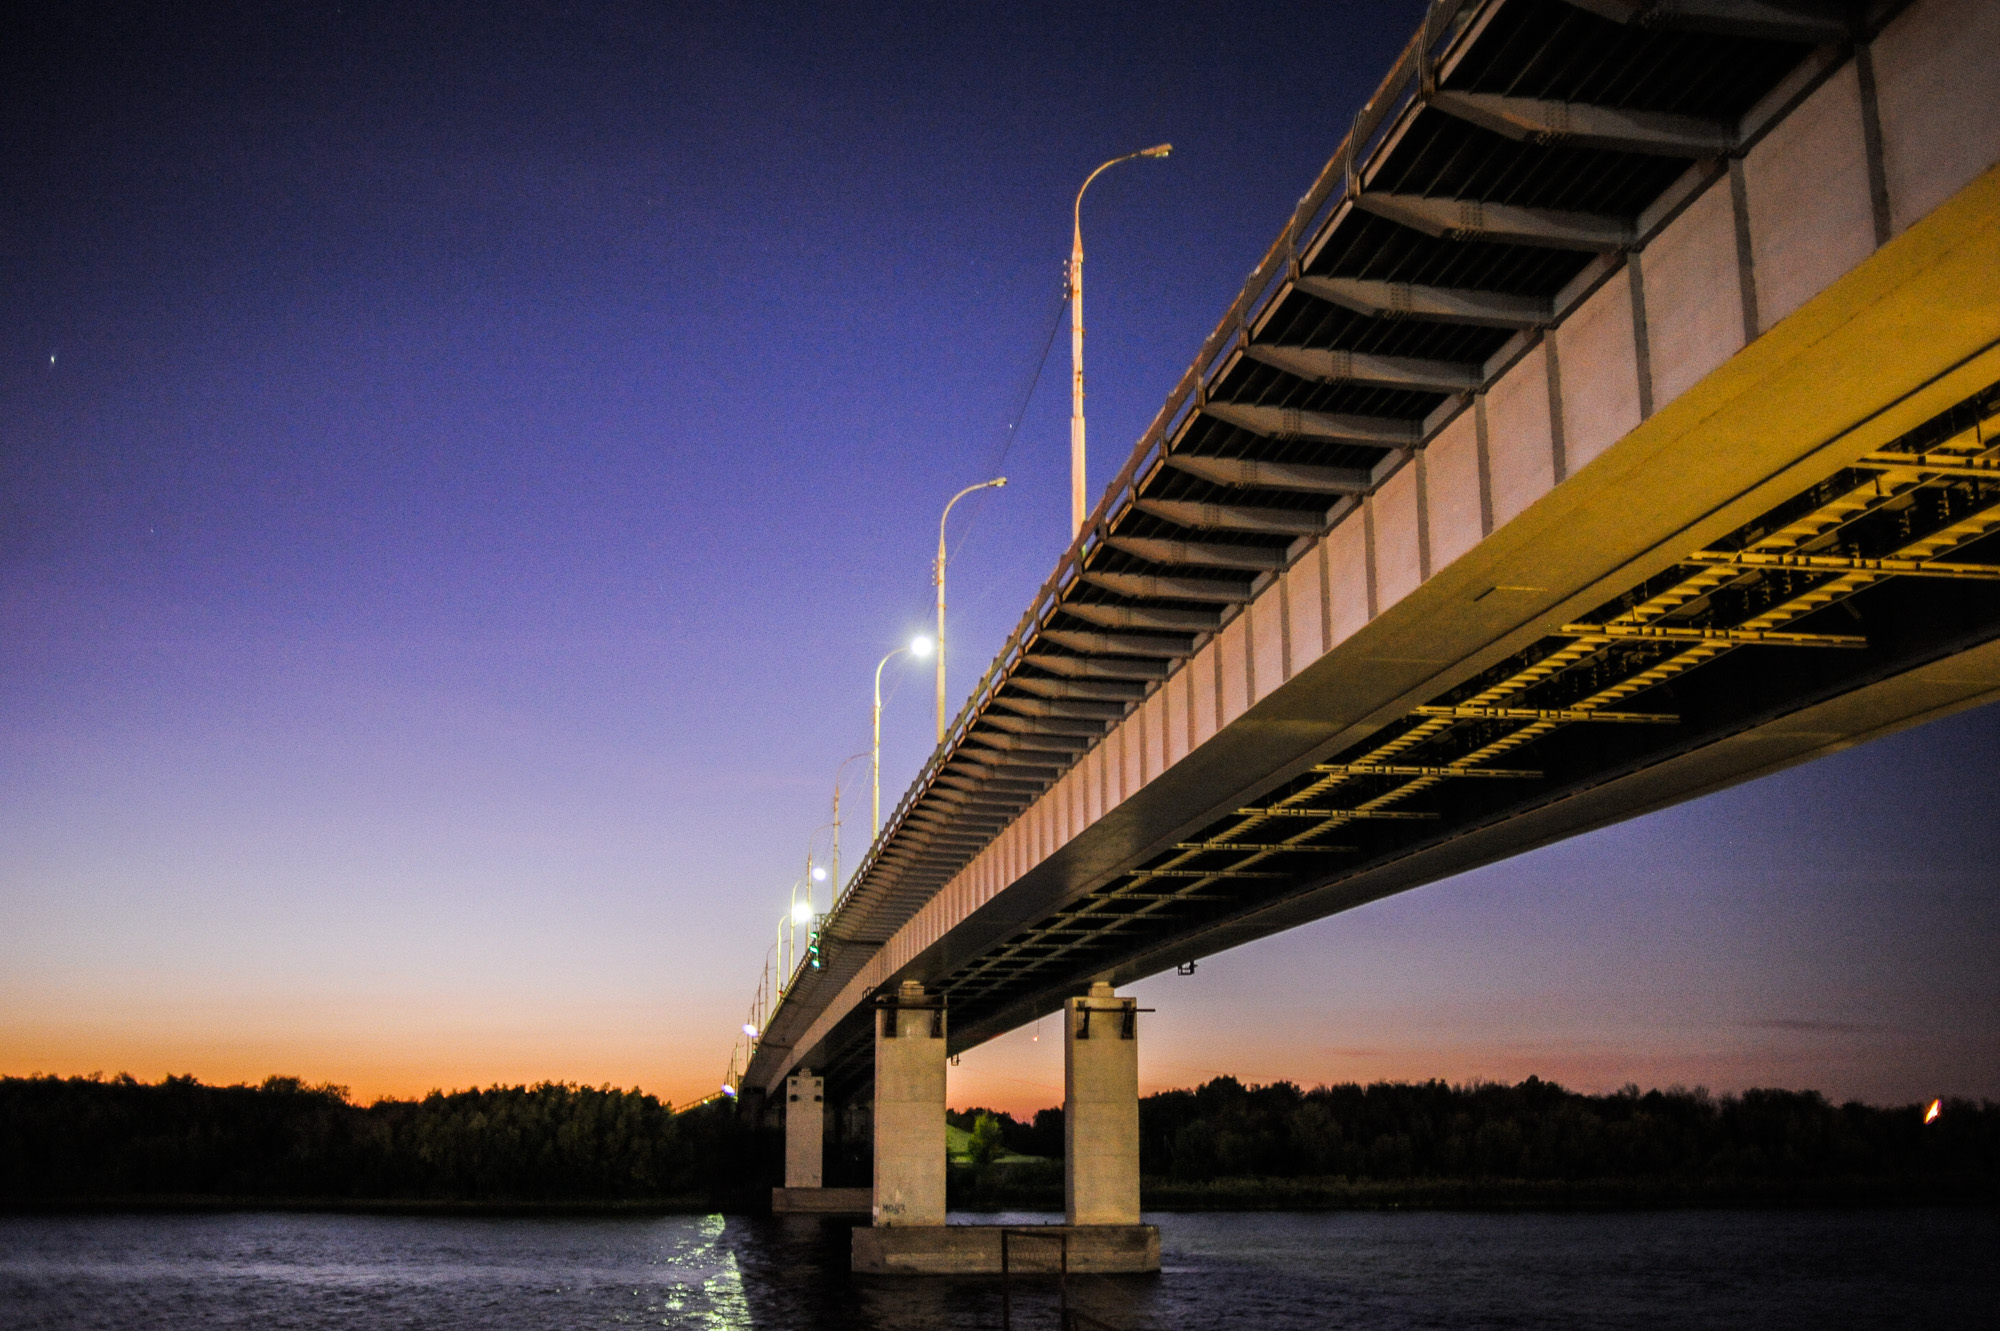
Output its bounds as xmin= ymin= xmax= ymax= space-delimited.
xmin=743 ymin=0 xmax=2000 ymax=1108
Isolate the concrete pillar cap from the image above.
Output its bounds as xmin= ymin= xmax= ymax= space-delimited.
xmin=1087 ymin=980 xmax=1116 ymax=998
xmin=898 ymin=979 xmax=927 ymax=1002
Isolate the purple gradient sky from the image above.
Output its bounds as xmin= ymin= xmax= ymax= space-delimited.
xmin=3 ymin=1 xmax=1995 ymax=1113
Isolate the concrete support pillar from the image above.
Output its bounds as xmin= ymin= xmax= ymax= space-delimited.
xmin=872 ymin=979 xmax=946 ymax=1226
xmin=783 ymin=1070 xmax=824 ymax=1189
xmin=1064 ymin=980 xmax=1139 ymax=1226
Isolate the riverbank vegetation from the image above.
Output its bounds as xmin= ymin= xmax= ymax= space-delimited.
xmin=5 ymin=1073 xmax=1994 ymax=1210
xmin=0 ymin=1075 xmax=742 ymax=1208
xmin=944 ymin=1076 xmax=1999 ymax=1209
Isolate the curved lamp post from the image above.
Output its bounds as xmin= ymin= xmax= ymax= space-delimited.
xmin=873 ymin=635 xmax=933 ymax=841
xmin=1070 ymin=143 xmax=1172 ymax=537
xmin=829 ymin=750 xmax=870 ymax=903
xmin=935 ymin=477 xmax=1006 ymax=743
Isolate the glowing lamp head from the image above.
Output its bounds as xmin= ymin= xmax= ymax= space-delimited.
xmin=1141 ymin=143 xmax=1173 ymax=158
xmin=742 ymin=1023 xmax=758 ymax=1038
xmin=1924 ymin=1098 xmax=1943 ymax=1124
xmin=791 ymin=900 xmax=815 ymax=924
xmin=909 ymin=635 xmax=934 ymax=658
xmin=811 ymin=866 xmax=828 ymax=883
xmin=721 ymin=1084 xmax=737 ymax=1098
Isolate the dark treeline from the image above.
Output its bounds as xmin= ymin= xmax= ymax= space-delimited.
xmin=6 ymin=1073 xmax=1996 ymax=1208
xmin=943 ymin=1077 xmax=1998 ymax=1207
xmin=1135 ymin=1076 xmax=1997 ymax=1188
xmin=0 ymin=1075 xmax=743 ymax=1206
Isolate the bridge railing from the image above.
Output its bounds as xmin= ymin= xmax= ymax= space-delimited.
xmin=793 ymin=0 xmax=1480 ymax=1023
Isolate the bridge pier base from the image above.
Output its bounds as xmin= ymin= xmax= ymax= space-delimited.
xmin=1065 ymin=981 xmax=1141 ymax=1226
xmin=772 ymin=1069 xmax=871 ymax=1214
xmin=848 ymin=978 xmax=1160 ymax=1273
xmin=872 ymin=979 xmax=946 ymax=1227
xmin=783 ymin=1069 xmax=823 ymax=1188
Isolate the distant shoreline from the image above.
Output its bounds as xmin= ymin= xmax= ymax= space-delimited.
xmin=8 ymin=1177 xmax=1995 ymax=1218
xmin=1 ymin=1196 xmax=720 ymax=1217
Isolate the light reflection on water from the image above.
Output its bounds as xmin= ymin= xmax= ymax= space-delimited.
xmin=1 ymin=1207 xmax=1994 ymax=1329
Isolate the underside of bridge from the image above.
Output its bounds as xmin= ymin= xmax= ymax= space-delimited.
xmin=741 ymin=0 xmax=2000 ymax=1106
xmin=934 ymin=380 xmax=2000 ymax=1045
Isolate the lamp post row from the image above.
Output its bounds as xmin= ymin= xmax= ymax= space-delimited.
xmin=755 ymin=143 xmax=1173 ymax=1036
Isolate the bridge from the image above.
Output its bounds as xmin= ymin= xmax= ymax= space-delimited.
xmin=735 ymin=0 xmax=2000 ymax=1273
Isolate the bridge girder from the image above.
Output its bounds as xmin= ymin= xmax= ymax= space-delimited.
xmin=742 ymin=0 xmax=2000 ymax=1101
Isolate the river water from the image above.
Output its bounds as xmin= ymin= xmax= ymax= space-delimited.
xmin=2 ymin=1208 xmax=1993 ymax=1329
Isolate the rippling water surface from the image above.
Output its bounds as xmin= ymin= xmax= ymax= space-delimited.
xmin=2 ymin=1207 xmax=1993 ymax=1329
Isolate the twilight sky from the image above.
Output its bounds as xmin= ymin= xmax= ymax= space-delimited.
xmin=4 ymin=1 xmax=1995 ymax=1115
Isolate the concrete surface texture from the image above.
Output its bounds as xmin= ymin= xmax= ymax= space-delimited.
xmin=772 ymin=1186 xmax=871 ymax=1215
xmin=783 ymin=1070 xmax=824 ymax=1189
xmin=1064 ymin=982 xmax=1140 ymax=1226
xmin=851 ymin=1223 xmax=1161 ymax=1276
xmin=872 ymin=980 xmax=946 ymax=1227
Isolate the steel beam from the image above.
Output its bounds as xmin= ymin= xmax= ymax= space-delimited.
xmin=1039 ymin=629 xmax=1197 ymax=658
xmin=1558 ymin=0 xmax=1851 ymax=45
xmin=1135 ymin=497 xmax=1327 ymax=536
xmin=1010 ymin=675 xmax=1150 ymax=702
xmin=969 ymin=730 xmax=1094 ymax=752
xmin=1235 ymin=806 xmax=1439 ymax=819
xmin=1162 ymin=453 xmax=1376 ymax=496
xmin=983 ymin=711 xmax=1112 ymax=735
xmin=1106 ymin=535 xmax=1287 ymax=571
xmin=1061 ymin=601 xmax=1223 ymax=632
xmin=1310 ymin=763 xmax=1543 ymax=778
xmin=1427 ymin=89 xmax=1734 ymax=157
xmin=1244 ymin=342 xmax=1482 ymax=392
xmin=1024 ymin=652 xmax=1171 ymax=681
xmin=1560 ymin=621 xmax=1868 ymax=647
xmin=1200 ymin=399 xmax=1421 ymax=447
xmin=1080 ymin=571 xmax=1256 ymax=603
xmin=1685 ymin=550 xmax=2000 ymax=580
xmin=958 ymin=752 xmax=1070 ymax=774
xmin=1356 ymin=192 xmax=1633 ymax=251
xmin=1411 ymin=704 xmax=1679 ymax=723
xmin=989 ymin=694 xmax=1129 ymax=720
xmin=947 ymin=776 xmax=1048 ymax=795
xmin=1856 ymin=452 xmax=2000 ymax=481
xmin=1293 ymin=273 xmax=1550 ymax=328
xmin=1174 ymin=841 xmax=1357 ymax=853
xmin=923 ymin=801 xmax=1023 ymax=820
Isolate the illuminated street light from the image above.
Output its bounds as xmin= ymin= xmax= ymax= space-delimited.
xmin=791 ymin=898 xmax=815 ymax=925
xmin=872 ymin=637 xmax=932 ymax=842
xmin=1069 ymin=143 xmax=1172 ymax=537
xmin=935 ymin=477 xmax=1007 ymax=743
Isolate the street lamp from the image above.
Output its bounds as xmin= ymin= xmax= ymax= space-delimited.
xmin=1069 ymin=143 xmax=1173 ymax=538
xmin=936 ymin=477 xmax=1007 ymax=743
xmin=801 ymin=820 xmax=836 ymax=918
xmin=873 ymin=635 xmax=933 ymax=841
xmin=830 ymin=750 xmax=869 ymax=902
